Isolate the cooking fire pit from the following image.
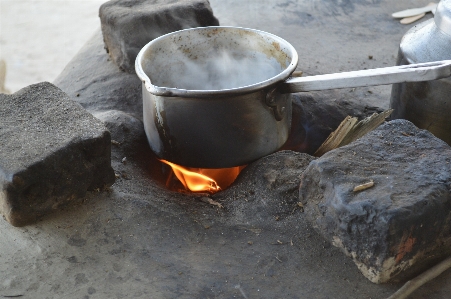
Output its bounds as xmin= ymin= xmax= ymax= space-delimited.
xmin=1 ymin=0 xmax=451 ymax=298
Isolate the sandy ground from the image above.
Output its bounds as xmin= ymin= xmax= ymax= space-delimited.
xmin=0 ymin=0 xmax=105 ymax=93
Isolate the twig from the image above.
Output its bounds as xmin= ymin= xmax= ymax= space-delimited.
xmin=271 ymin=240 xmax=286 ymax=245
xmin=199 ymin=197 xmax=223 ymax=209
xmin=291 ymin=70 xmax=303 ymax=77
xmin=314 ymin=116 xmax=357 ymax=157
xmin=386 ymin=256 xmax=451 ymax=299
xmin=341 ymin=109 xmax=393 ymax=146
xmin=353 ymin=180 xmax=374 ymax=192
xmin=314 ymin=109 xmax=393 ymax=157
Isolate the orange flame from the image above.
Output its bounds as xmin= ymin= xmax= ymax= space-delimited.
xmin=160 ymin=160 xmax=244 ymax=193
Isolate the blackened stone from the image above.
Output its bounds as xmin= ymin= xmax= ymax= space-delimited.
xmin=54 ymin=30 xmax=156 ymax=172
xmin=99 ymin=0 xmax=220 ymax=73
xmin=299 ymin=119 xmax=451 ymax=283
xmin=54 ymin=30 xmax=143 ymax=119
xmin=281 ymin=91 xmax=384 ymax=155
xmin=0 ymin=82 xmax=115 ymax=226
xmin=93 ymin=110 xmax=145 ymax=154
xmin=215 ymin=150 xmax=315 ymax=226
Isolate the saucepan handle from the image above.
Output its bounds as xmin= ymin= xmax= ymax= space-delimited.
xmin=279 ymin=60 xmax=451 ymax=93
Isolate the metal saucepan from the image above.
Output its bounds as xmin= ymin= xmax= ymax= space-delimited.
xmin=135 ymin=26 xmax=451 ymax=168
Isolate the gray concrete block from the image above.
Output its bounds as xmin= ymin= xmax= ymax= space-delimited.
xmin=99 ymin=0 xmax=220 ymax=73
xmin=0 ymin=82 xmax=115 ymax=226
xmin=299 ymin=119 xmax=451 ymax=283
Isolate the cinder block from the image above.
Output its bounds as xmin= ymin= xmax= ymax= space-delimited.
xmin=99 ymin=0 xmax=220 ymax=72
xmin=0 ymin=82 xmax=115 ymax=226
xmin=299 ymin=119 xmax=451 ymax=283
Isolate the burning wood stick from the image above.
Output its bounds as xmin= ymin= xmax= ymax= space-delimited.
xmin=314 ymin=109 xmax=393 ymax=157
xmin=386 ymin=256 xmax=451 ymax=299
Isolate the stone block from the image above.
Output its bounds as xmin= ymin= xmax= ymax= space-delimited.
xmin=54 ymin=30 xmax=156 ymax=169
xmin=54 ymin=30 xmax=143 ymax=118
xmin=0 ymin=82 xmax=115 ymax=226
xmin=281 ymin=92 xmax=384 ymax=155
xmin=99 ymin=0 xmax=220 ymax=72
xmin=299 ymin=119 xmax=451 ymax=283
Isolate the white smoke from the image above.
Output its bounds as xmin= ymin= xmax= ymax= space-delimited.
xmin=142 ymin=29 xmax=289 ymax=91
xmin=167 ymin=49 xmax=282 ymax=90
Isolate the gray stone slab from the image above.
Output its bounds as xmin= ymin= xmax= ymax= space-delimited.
xmin=299 ymin=119 xmax=451 ymax=283
xmin=99 ymin=0 xmax=219 ymax=72
xmin=0 ymin=82 xmax=115 ymax=226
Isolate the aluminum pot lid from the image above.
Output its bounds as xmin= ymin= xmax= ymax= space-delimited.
xmin=435 ymin=0 xmax=451 ymax=36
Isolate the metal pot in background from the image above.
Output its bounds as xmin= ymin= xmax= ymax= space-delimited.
xmin=390 ymin=0 xmax=451 ymax=145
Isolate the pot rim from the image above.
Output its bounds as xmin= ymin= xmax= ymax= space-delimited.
xmin=135 ymin=26 xmax=299 ymax=98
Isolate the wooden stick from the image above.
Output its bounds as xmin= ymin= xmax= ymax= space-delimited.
xmin=291 ymin=71 xmax=304 ymax=77
xmin=353 ymin=180 xmax=374 ymax=192
xmin=400 ymin=13 xmax=425 ymax=24
xmin=340 ymin=109 xmax=394 ymax=146
xmin=314 ymin=109 xmax=393 ymax=157
xmin=386 ymin=256 xmax=451 ymax=299
xmin=314 ymin=116 xmax=357 ymax=157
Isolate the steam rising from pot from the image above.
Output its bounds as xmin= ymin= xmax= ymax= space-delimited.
xmin=164 ymin=50 xmax=282 ymax=90
xmin=140 ymin=28 xmax=290 ymax=91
